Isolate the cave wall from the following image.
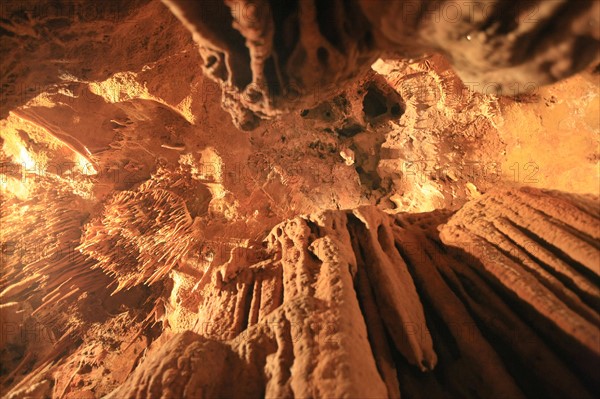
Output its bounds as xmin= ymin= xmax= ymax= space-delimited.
xmin=2 ymin=185 xmax=598 ymax=398
xmin=0 ymin=1 xmax=599 ymax=398
xmin=104 ymin=187 xmax=599 ymax=399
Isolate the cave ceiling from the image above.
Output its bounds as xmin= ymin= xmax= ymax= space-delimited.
xmin=0 ymin=1 xmax=599 ymax=398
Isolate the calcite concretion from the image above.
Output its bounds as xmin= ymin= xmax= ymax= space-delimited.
xmin=164 ymin=0 xmax=600 ymax=128
xmin=106 ymin=187 xmax=598 ymax=399
xmin=0 ymin=1 xmax=599 ymax=398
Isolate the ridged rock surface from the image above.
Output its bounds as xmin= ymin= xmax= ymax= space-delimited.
xmin=163 ymin=0 xmax=600 ymax=128
xmin=108 ymin=187 xmax=599 ymax=398
xmin=1 ymin=2 xmax=598 ymax=397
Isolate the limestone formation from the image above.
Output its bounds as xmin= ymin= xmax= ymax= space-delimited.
xmin=1 ymin=1 xmax=598 ymax=398
xmin=104 ymin=187 xmax=598 ymax=399
xmin=164 ymin=0 xmax=600 ymax=128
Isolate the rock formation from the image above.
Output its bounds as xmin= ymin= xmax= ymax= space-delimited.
xmin=0 ymin=1 xmax=598 ymax=398
xmin=104 ymin=187 xmax=599 ymax=399
xmin=164 ymin=0 xmax=600 ymax=128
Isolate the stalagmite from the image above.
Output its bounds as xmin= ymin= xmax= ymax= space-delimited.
xmin=103 ymin=188 xmax=598 ymax=398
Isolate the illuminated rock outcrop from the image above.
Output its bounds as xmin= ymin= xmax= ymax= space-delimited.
xmin=1 ymin=1 xmax=598 ymax=398
xmin=164 ymin=0 xmax=600 ymax=128
xmin=106 ymin=187 xmax=598 ymax=399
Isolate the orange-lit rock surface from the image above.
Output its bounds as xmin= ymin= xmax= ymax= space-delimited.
xmin=0 ymin=1 xmax=598 ymax=398
xmin=91 ymin=189 xmax=600 ymax=398
xmin=163 ymin=0 xmax=599 ymax=129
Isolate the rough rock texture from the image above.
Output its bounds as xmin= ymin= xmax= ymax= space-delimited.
xmin=103 ymin=187 xmax=598 ymax=399
xmin=78 ymin=166 xmax=208 ymax=292
xmin=162 ymin=0 xmax=380 ymax=129
xmin=1 ymin=1 xmax=599 ymax=398
xmin=164 ymin=0 xmax=600 ymax=128
xmin=439 ymin=187 xmax=600 ymax=394
xmin=362 ymin=0 xmax=600 ymax=92
xmin=0 ymin=179 xmax=157 ymax=398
